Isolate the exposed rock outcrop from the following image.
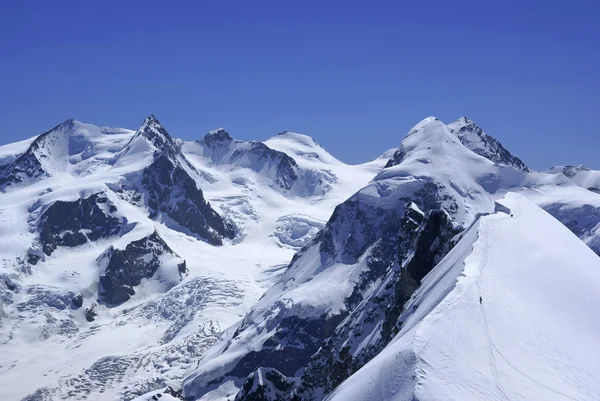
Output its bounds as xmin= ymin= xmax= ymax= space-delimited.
xmin=98 ymin=231 xmax=187 ymax=306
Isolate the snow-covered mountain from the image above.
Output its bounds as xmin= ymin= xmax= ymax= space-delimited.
xmin=182 ymin=116 xmax=600 ymax=401
xmin=0 ymin=116 xmax=386 ymax=400
xmin=1 ymin=114 xmax=600 ymax=401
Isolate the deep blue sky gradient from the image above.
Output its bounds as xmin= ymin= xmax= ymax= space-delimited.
xmin=1 ymin=1 xmax=598 ymax=169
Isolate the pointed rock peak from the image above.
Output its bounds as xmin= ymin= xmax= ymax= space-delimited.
xmin=35 ymin=118 xmax=75 ymax=139
xmin=203 ymin=128 xmax=233 ymax=145
xmin=144 ymin=114 xmax=160 ymax=124
xmin=58 ymin=117 xmax=76 ymax=130
xmin=448 ymin=116 xmax=530 ymax=172
xmin=27 ymin=118 xmax=81 ymax=155
xmin=457 ymin=116 xmax=473 ymax=125
xmin=112 ymin=115 xmax=190 ymax=171
xmin=138 ymin=114 xmax=173 ymax=141
xmin=454 ymin=116 xmax=490 ymax=136
xmin=130 ymin=114 xmax=181 ymax=157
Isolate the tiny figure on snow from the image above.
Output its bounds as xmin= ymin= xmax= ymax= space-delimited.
xmin=479 ymin=296 xmax=483 ymax=304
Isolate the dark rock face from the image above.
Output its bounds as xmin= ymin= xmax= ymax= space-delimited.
xmin=453 ymin=117 xmax=531 ymax=172
xmin=230 ymin=141 xmax=299 ymax=191
xmin=118 ymin=116 xmax=235 ymax=245
xmin=201 ymin=129 xmax=234 ymax=154
xmin=141 ymin=155 xmax=235 ymax=245
xmin=135 ymin=115 xmax=182 ymax=161
xmin=224 ymin=196 xmax=461 ymax=401
xmin=27 ymin=252 xmax=42 ymax=265
xmin=39 ymin=193 xmax=122 ymax=256
xmin=229 ymin=313 xmax=347 ymax=380
xmin=71 ymin=294 xmax=83 ymax=309
xmin=316 ymin=180 xmax=456 ymax=267
xmin=97 ymin=231 xmax=187 ymax=306
xmin=2 ymin=274 xmax=18 ymax=292
xmin=295 ymin=207 xmax=461 ymax=400
xmin=85 ymin=304 xmax=98 ymax=322
xmin=181 ymin=177 xmax=466 ymax=401
xmin=383 ymin=149 xmax=405 ymax=169
xmin=0 ymin=151 xmax=45 ymax=190
xmin=316 ymin=199 xmax=400 ymax=266
xmin=235 ymin=368 xmax=294 ymax=401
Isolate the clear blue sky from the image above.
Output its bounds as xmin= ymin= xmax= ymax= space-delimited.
xmin=1 ymin=1 xmax=598 ymax=169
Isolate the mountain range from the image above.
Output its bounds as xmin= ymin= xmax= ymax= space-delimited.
xmin=0 ymin=115 xmax=599 ymax=401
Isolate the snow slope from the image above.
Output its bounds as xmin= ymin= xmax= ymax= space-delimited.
xmin=0 ymin=135 xmax=37 ymax=166
xmin=327 ymin=193 xmax=600 ymax=401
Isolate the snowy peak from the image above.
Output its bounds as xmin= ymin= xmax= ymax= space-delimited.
xmin=384 ymin=116 xmax=530 ymax=176
xmin=203 ymin=128 xmax=234 ymax=145
xmin=0 ymin=118 xmax=134 ymax=189
xmin=23 ymin=118 xmax=75 ymax=160
xmin=448 ymin=116 xmax=530 ymax=172
xmin=383 ymin=116 xmax=469 ymax=169
xmin=113 ymin=115 xmax=193 ymax=173
xmin=27 ymin=118 xmax=129 ymax=161
xmin=264 ymin=131 xmax=341 ymax=166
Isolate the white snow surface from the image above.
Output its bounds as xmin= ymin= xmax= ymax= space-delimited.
xmin=327 ymin=193 xmax=600 ymax=401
